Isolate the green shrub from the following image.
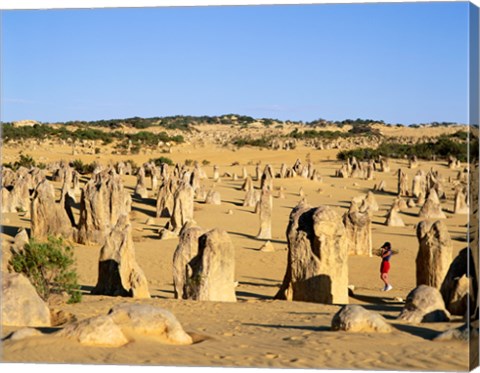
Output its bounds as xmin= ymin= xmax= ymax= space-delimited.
xmin=70 ymin=159 xmax=96 ymax=174
xmin=150 ymin=156 xmax=174 ymax=167
xmin=184 ymin=159 xmax=194 ymax=166
xmin=232 ymin=136 xmax=272 ymax=148
xmin=8 ymin=236 xmax=82 ymax=304
xmin=3 ymin=153 xmax=37 ymax=171
xmin=337 ymin=137 xmax=469 ymax=162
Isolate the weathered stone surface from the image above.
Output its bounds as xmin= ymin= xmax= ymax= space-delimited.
xmin=31 ymin=180 xmax=73 ymax=240
xmin=259 ymin=240 xmax=275 ymax=252
xmin=186 ymin=228 xmax=237 ymax=302
xmin=2 ymin=273 xmax=51 ymax=327
xmin=385 ymin=203 xmax=405 ymax=227
xmin=397 ymin=285 xmax=450 ymax=323
xmin=434 ymin=321 xmax=478 ymax=342
xmin=92 ymin=214 xmax=150 ymax=299
xmin=374 ymin=180 xmax=387 ymax=192
xmin=108 ymin=303 xmax=193 ymax=345
xmin=331 ymin=305 xmax=392 ymax=333
xmin=416 ymin=220 xmax=452 ymax=289
xmin=241 ymin=175 xmax=253 ymax=192
xmin=440 ymin=248 xmax=474 ymax=316
xmin=170 ymin=183 xmax=195 ymax=234
xmin=418 ymin=188 xmax=446 ymax=219
xmin=134 ymin=167 xmax=149 ymax=198
xmin=58 ymin=315 xmax=128 ymax=347
xmin=156 ymin=178 xmax=175 ymax=218
xmin=412 ymin=171 xmax=426 ymax=198
xmin=77 ymin=169 xmax=131 ymax=245
xmin=397 ymin=168 xmax=409 ymax=196
xmin=6 ymin=328 xmax=43 ymax=341
xmin=173 ymin=223 xmax=205 ymax=299
xmin=275 ymin=203 xmax=349 ymax=304
xmin=243 ymin=188 xmax=259 ymax=207
xmin=361 ymin=191 xmax=379 ymax=213
xmin=13 ymin=227 xmax=29 ymax=250
xmin=205 ymin=189 xmax=221 ymax=205
xmin=256 ymin=188 xmax=273 ymax=239
xmin=454 ymin=187 xmax=469 ymax=214
xmin=343 ymin=206 xmax=372 ymax=256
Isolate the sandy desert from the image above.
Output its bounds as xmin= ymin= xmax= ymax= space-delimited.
xmin=0 ymin=121 xmax=476 ymax=371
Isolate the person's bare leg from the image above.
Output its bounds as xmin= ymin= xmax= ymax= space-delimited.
xmin=381 ymin=273 xmax=389 ymax=288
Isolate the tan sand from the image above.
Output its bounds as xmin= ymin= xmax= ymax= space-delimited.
xmin=0 ymin=125 xmax=471 ymax=371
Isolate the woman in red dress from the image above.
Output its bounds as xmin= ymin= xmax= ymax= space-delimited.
xmin=380 ymin=242 xmax=393 ymax=292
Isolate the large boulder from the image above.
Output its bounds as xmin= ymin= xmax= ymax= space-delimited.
xmin=416 ymin=220 xmax=452 ymax=289
xmin=397 ymin=285 xmax=450 ymax=323
xmin=186 ymin=228 xmax=237 ymax=302
xmin=108 ymin=303 xmax=193 ymax=345
xmin=57 ymin=315 xmax=128 ymax=347
xmin=91 ymin=214 xmax=150 ymax=299
xmin=57 ymin=303 xmax=193 ymax=346
xmin=331 ymin=305 xmax=392 ymax=333
xmin=2 ymin=273 xmax=51 ymax=327
xmin=275 ymin=203 xmax=349 ymax=304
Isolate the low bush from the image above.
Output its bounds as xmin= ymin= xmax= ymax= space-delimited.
xmin=70 ymin=159 xmax=96 ymax=174
xmin=337 ymin=137 xmax=469 ymax=162
xmin=3 ymin=153 xmax=37 ymax=171
xmin=150 ymin=156 xmax=174 ymax=167
xmin=8 ymin=236 xmax=82 ymax=304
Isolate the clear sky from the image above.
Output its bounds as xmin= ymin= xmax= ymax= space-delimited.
xmin=1 ymin=2 xmax=470 ymax=124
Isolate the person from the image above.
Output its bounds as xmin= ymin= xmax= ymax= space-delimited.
xmin=380 ymin=242 xmax=393 ymax=291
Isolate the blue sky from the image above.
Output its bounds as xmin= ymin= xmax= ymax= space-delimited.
xmin=1 ymin=2 xmax=470 ymax=124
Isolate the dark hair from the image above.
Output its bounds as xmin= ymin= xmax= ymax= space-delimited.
xmin=382 ymin=242 xmax=391 ymax=249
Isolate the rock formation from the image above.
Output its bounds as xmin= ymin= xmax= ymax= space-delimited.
xmin=205 ymin=189 xmax=221 ymax=205
xmin=134 ymin=167 xmax=149 ymax=199
xmin=397 ymin=168 xmax=409 ymax=196
xmin=256 ymin=187 xmax=273 ymax=239
xmin=343 ymin=204 xmax=372 ymax=256
xmin=397 ymin=285 xmax=450 ymax=323
xmin=170 ymin=182 xmax=195 ymax=234
xmin=2 ymin=273 xmax=51 ymax=327
xmin=31 ymin=180 xmax=73 ymax=240
xmin=57 ymin=303 xmax=192 ymax=346
xmin=275 ymin=203 xmax=349 ymax=304
xmin=172 ymin=223 xmax=205 ymax=299
xmin=77 ymin=169 xmax=131 ymax=245
xmin=453 ymin=186 xmax=469 ymax=214
xmin=331 ymin=305 xmax=392 ymax=333
xmin=185 ymin=228 xmax=237 ymax=302
xmin=91 ymin=214 xmax=150 ymax=299
xmin=440 ymin=248 xmax=474 ymax=316
xmin=416 ymin=220 xmax=452 ymax=289
xmin=418 ymin=188 xmax=446 ymax=219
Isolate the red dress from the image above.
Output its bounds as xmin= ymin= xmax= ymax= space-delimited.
xmin=380 ymin=248 xmax=392 ymax=274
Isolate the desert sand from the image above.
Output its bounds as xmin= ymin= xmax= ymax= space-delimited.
xmin=0 ymin=123 xmax=472 ymax=371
